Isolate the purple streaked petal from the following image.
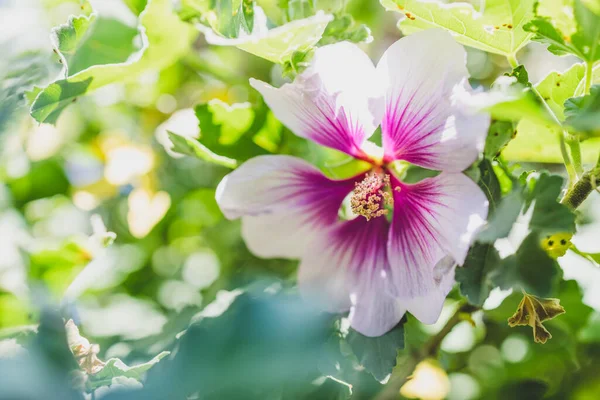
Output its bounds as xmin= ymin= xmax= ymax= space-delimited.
xmin=387 ymin=172 xmax=488 ymax=298
xmin=299 ymin=216 xmax=406 ymax=336
xmin=377 ymin=29 xmax=489 ymax=171
xmin=250 ymin=42 xmax=383 ymax=159
xmin=216 ymin=155 xmax=357 ymax=258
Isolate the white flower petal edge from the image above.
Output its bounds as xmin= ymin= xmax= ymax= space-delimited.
xmin=216 ymin=155 xmax=355 ymax=259
xmin=249 ymin=41 xmax=384 ymax=158
xmin=378 ymin=29 xmax=489 ymax=171
xmin=403 ymin=256 xmax=456 ymax=324
xmin=387 ymin=172 xmax=488 ymax=299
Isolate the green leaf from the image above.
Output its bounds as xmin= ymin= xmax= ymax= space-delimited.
xmin=524 ymin=18 xmax=583 ymax=57
xmin=582 ymin=0 xmax=600 ymax=14
xmin=571 ymin=0 xmax=600 ymax=62
xmin=536 ymin=0 xmax=578 ymax=37
xmin=526 ymin=173 xmax=576 ymax=236
xmin=51 ymin=13 xmax=96 ymax=69
xmin=32 ymin=310 xmax=79 ymax=375
xmin=29 ymin=0 xmax=196 ymax=124
xmin=65 ymin=18 xmax=141 ymax=76
xmin=194 ymin=99 xmax=275 ymax=161
xmin=500 ymin=3 xmax=600 ymax=162
xmin=0 ymin=294 xmax=33 ymax=329
xmin=525 ymin=0 xmax=600 ymax=61
xmin=477 ymin=159 xmax=502 ymax=206
xmin=555 ymin=279 xmax=593 ymax=333
xmin=380 ymin=0 xmax=535 ymax=57
xmin=490 ymin=232 xmax=561 ymax=297
xmin=140 ymin=285 xmax=335 ymax=397
xmin=167 ymin=131 xmax=238 ymax=168
xmin=87 ymin=351 xmax=170 ymax=390
xmin=124 ymin=0 xmax=148 ymax=15
xmin=346 ymin=322 xmax=405 ymax=383
xmin=485 ymin=120 xmax=517 ymax=159
xmin=564 ymin=84 xmax=600 ymax=134
xmin=510 ymin=64 xmax=532 ymax=87
xmin=318 ymin=13 xmax=372 ymax=45
xmin=29 ymin=238 xmax=92 ymax=296
xmin=457 ymin=243 xmax=502 ymax=306
xmin=0 ymin=52 xmax=56 ymax=136
xmin=484 ymin=66 xmax=551 ymax=126
xmin=29 ymin=78 xmax=93 ymax=124
xmin=478 ymin=189 xmax=524 ymax=242
xmin=579 ymin=311 xmax=600 ymax=342
xmin=285 ymin=0 xmax=315 ymax=20
xmin=479 ymin=173 xmax=573 ymax=297
xmin=475 ymin=159 xmax=523 ymax=242
xmin=183 ymin=0 xmax=254 ymax=38
xmin=199 ymin=8 xmax=334 ymax=63
xmin=503 ymin=63 xmax=600 ymax=163
xmin=536 ymin=64 xmax=587 ymax=120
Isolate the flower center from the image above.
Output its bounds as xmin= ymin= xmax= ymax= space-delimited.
xmin=350 ymin=172 xmax=394 ymax=221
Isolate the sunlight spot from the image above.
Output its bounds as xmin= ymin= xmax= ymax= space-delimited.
xmin=447 ymin=373 xmax=480 ymax=400
xmin=73 ymin=191 xmax=99 ymax=211
xmin=104 ymin=145 xmax=154 ymax=186
xmin=156 ymin=94 xmax=177 ymax=114
xmin=79 ymin=294 xmax=167 ymax=340
xmin=183 ymin=250 xmax=221 ymax=289
xmin=127 ymin=189 xmax=171 ymax=238
xmin=26 ymin=124 xmax=62 ymax=161
xmin=501 ymin=334 xmax=530 ymax=363
xmin=400 ymin=359 xmax=450 ymax=400
xmin=0 ymin=339 xmax=25 ymax=359
xmin=442 ymin=322 xmax=475 ymax=352
xmin=483 ymin=287 xmax=513 ymax=310
xmin=158 ymin=280 xmax=202 ymax=312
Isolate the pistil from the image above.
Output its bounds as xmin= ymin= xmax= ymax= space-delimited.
xmin=350 ymin=172 xmax=394 ymax=221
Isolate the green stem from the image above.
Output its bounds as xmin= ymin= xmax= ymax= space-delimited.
xmin=566 ymin=134 xmax=584 ymax=176
xmin=531 ymin=84 xmax=578 ymax=184
xmin=561 ymin=154 xmax=600 ymax=209
xmin=421 ymin=303 xmax=478 ymax=357
xmin=559 ymin=133 xmax=578 ymax=184
xmin=506 ymin=55 xmax=582 ymax=184
xmin=584 ymin=61 xmax=593 ymax=95
xmin=507 ymin=54 xmax=519 ymax=69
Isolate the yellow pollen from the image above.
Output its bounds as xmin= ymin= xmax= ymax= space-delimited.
xmin=350 ymin=173 xmax=394 ymax=221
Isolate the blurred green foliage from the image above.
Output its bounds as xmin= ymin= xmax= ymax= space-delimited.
xmin=1 ymin=0 xmax=600 ymax=399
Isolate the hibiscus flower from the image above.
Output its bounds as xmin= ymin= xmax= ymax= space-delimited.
xmin=216 ymin=29 xmax=489 ymax=336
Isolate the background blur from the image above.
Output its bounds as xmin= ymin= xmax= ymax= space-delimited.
xmin=2 ymin=0 xmax=600 ymax=399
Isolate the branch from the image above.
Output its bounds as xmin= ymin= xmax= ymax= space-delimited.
xmin=421 ymin=303 xmax=479 ymax=358
xmin=561 ymin=157 xmax=600 ymax=209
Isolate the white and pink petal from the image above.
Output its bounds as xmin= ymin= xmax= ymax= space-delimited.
xmin=216 ymin=155 xmax=356 ymax=259
xmin=377 ymin=29 xmax=489 ymax=172
xmin=250 ymin=42 xmax=383 ymax=159
xmin=387 ymin=172 xmax=488 ymax=299
xmin=299 ymin=216 xmax=406 ymax=336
